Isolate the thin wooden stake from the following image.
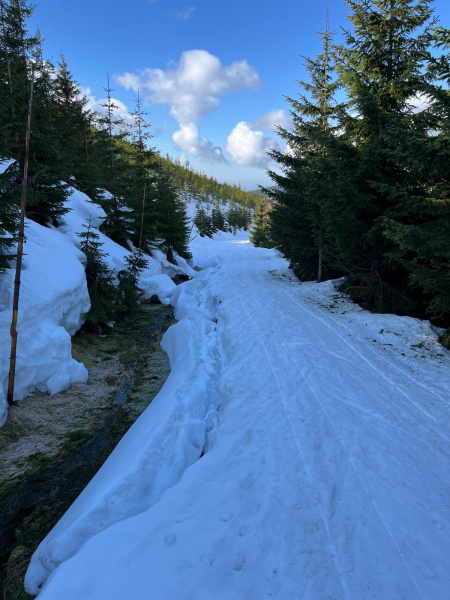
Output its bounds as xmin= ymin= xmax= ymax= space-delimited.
xmin=7 ymin=65 xmax=35 ymax=406
xmin=139 ymin=182 xmax=146 ymax=250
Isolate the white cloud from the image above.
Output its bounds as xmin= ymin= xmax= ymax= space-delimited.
xmin=115 ymin=50 xmax=262 ymax=124
xmin=251 ymin=109 xmax=290 ymax=132
xmin=173 ymin=122 xmax=227 ymax=163
xmin=407 ymin=93 xmax=433 ymax=114
xmin=226 ymin=121 xmax=280 ymax=168
xmin=171 ymin=6 xmax=196 ymax=19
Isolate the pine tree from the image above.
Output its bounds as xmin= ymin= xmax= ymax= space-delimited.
xmin=77 ymin=217 xmax=117 ymax=327
xmin=127 ymin=90 xmax=158 ymax=252
xmin=154 ymin=170 xmax=191 ymax=260
xmin=334 ymin=0 xmax=443 ymax=313
xmin=194 ymin=205 xmax=214 ymax=237
xmin=52 ymin=53 xmax=93 ymax=188
xmin=117 ymin=249 xmax=148 ymax=313
xmin=211 ymin=204 xmax=226 ymax=233
xmin=96 ymin=76 xmax=131 ymax=245
xmin=0 ymin=161 xmax=18 ymax=272
xmin=380 ymin=20 xmax=450 ymax=323
xmin=250 ymin=197 xmax=272 ymax=248
xmin=267 ymin=16 xmax=341 ymax=281
xmin=25 ymin=40 xmax=70 ymax=226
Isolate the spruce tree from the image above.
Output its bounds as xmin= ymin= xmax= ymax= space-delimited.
xmin=154 ymin=170 xmax=191 ymax=260
xmin=97 ymin=76 xmax=131 ymax=246
xmin=194 ymin=206 xmax=214 ymax=237
xmin=334 ymin=0 xmax=443 ymax=312
xmin=127 ymin=90 xmax=158 ymax=252
xmin=267 ymin=17 xmax=341 ymax=281
xmin=117 ymin=250 xmax=148 ymax=313
xmin=77 ymin=217 xmax=117 ymax=327
xmin=380 ymin=21 xmax=450 ymax=323
xmin=250 ymin=197 xmax=272 ymax=248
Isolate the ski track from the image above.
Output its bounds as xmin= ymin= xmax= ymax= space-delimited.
xmin=230 ymin=263 xmax=352 ymax=600
xmin=27 ymin=236 xmax=450 ymax=600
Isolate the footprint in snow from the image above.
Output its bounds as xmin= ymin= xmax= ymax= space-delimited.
xmin=220 ymin=511 xmax=234 ymax=522
xmin=164 ymin=533 xmax=177 ymax=546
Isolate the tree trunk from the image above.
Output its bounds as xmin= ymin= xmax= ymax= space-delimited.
xmin=7 ymin=66 xmax=35 ymax=406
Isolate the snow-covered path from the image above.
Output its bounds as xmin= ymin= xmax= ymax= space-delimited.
xmin=27 ymin=234 xmax=450 ymax=599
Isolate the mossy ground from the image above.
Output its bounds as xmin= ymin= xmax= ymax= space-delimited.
xmin=0 ymin=303 xmax=176 ymax=599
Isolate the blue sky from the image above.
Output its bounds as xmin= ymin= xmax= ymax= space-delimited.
xmin=30 ymin=0 xmax=450 ymax=190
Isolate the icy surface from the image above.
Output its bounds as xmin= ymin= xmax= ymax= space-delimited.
xmin=26 ymin=230 xmax=450 ymax=599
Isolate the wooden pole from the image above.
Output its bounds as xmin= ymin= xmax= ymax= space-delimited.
xmin=7 ymin=65 xmax=35 ymax=406
xmin=139 ymin=182 xmax=146 ymax=250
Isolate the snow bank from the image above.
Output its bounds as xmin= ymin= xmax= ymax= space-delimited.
xmin=0 ymin=219 xmax=90 ymax=425
xmin=59 ymin=188 xmax=193 ymax=296
xmin=25 ymin=275 xmax=221 ymax=595
xmin=0 ymin=187 xmax=194 ymax=426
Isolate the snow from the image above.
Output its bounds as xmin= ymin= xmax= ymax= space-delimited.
xmin=0 ymin=186 xmax=193 ymax=425
xmin=25 ymin=229 xmax=450 ymax=599
xmin=0 ymin=219 xmax=90 ymax=425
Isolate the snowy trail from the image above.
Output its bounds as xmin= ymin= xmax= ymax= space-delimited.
xmin=26 ymin=234 xmax=450 ymax=599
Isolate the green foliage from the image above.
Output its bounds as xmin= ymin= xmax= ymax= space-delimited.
xmin=268 ymin=19 xmax=341 ymax=282
xmin=77 ymin=217 xmax=117 ymax=327
xmin=194 ymin=206 xmax=214 ymax=237
xmin=117 ymin=250 xmax=148 ymax=313
xmin=267 ymin=0 xmax=450 ymax=326
xmin=154 ymin=154 xmax=257 ymax=209
xmin=154 ymin=171 xmax=191 ymax=260
xmin=0 ymin=161 xmax=19 ymax=272
xmin=250 ymin=197 xmax=273 ymax=248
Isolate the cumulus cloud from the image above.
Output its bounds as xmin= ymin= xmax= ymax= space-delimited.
xmin=173 ymin=122 xmax=227 ymax=162
xmin=226 ymin=121 xmax=280 ymax=168
xmin=407 ymin=93 xmax=433 ymax=114
xmin=251 ymin=109 xmax=291 ymax=132
xmin=115 ymin=49 xmax=262 ymax=124
xmin=171 ymin=6 xmax=196 ymax=19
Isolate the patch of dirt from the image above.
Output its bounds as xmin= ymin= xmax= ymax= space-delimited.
xmin=0 ymin=303 xmax=176 ymax=599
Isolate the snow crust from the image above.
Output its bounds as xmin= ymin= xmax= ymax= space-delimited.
xmin=26 ymin=228 xmax=450 ymax=599
xmin=0 ymin=187 xmax=192 ymax=425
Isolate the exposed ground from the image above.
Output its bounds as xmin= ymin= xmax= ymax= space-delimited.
xmin=0 ymin=303 xmax=176 ymax=599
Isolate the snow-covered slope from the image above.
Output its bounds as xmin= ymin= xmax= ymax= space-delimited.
xmin=0 ymin=218 xmax=90 ymax=425
xmin=0 ymin=187 xmax=194 ymax=426
xmin=26 ymin=230 xmax=450 ymax=599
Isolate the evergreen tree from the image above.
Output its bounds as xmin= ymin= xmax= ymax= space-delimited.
xmin=194 ymin=205 xmax=215 ymax=237
xmin=117 ymin=249 xmax=148 ymax=313
xmin=380 ymin=22 xmax=450 ymax=323
xmin=333 ymin=0 xmax=444 ymax=312
xmin=52 ymin=53 xmax=94 ymax=190
xmin=25 ymin=41 xmax=70 ymax=226
xmin=127 ymin=90 xmax=158 ymax=252
xmin=211 ymin=204 xmax=226 ymax=232
xmin=96 ymin=76 xmax=131 ymax=245
xmin=154 ymin=171 xmax=191 ymax=260
xmin=267 ymin=17 xmax=342 ymax=281
xmin=77 ymin=217 xmax=117 ymax=327
xmin=0 ymin=161 xmax=18 ymax=272
xmin=250 ymin=197 xmax=272 ymax=248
